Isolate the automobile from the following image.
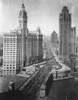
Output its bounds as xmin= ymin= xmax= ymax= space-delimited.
xmin=26 ymin=71 xmax=34 ymax=75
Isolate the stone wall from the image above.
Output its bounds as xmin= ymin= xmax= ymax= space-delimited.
xmin=46 ymin=76 xmax=76 ymax=100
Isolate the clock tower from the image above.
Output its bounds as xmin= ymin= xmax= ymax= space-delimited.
xmin=19 ymin=2 xmax=27 ymax=69
xmin=19 ymin=3 xmax=27 ymax=35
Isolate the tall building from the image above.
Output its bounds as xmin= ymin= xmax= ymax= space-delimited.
xmin=3 ymin=2 xmax=43 ymax=75
xmin=19 ymin=3 xmax=27 ymax=68
xmin=51 ymin=31 xmax=58 ymax=44
xmin=71 ymin=27 xmax=76 ymax=54
xmin=51 ymin=31 xmax=58 ymax=49
xmin=3 ymin=31 xmax=21 ymax=75
xmin=26 ymin=31 xmax=33 ymax=64
xmin=19 ymin=3 xmax=43 ymax=65
xmin=28 ymin=31 xmax=38 ymax=64
xmin=26 ymin=27 xmax=43 ymax=65
xmin=37 ymin=27 xmax=43 ymax=62
xmin=59 ymin=6 xmax=71 ymax=60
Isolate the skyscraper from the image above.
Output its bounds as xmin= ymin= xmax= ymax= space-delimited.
xmin=51 ymin=31 xmax=58 ymax=44
xmin=26 ymin=27 xmax=43 ymax=64
xmin=3 ymin=2 xmax=43 ymax=75
xmin=19 ymin=3 xmax=27 ymax=68
xmin=51 ymin=31 xmax=58 ymax=49
xmin=3 ymin=3 xmax=28 ymax=75
xmin=37 ymin=27 xmax=43 ymax=62
xmin=3 ymin=30 xmax=21 ymax=75
xmin=19 ymin=3 xmax=43 ymax=65
xmin=71 ymin=27 xmax=76 ymax=54
xmin=59 ymin=6 xmax=71 ymax=60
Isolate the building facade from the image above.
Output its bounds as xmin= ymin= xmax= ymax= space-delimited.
xmin=71 ymin=27 xmax=76 ymax=54
xmin=37 ymin=30 xmax=43 ymax=62
xmin=3 ymin=3 xmax=43 ymax=75
xmin=51 ymin=31 xmax=58 ymax=50
xmin=51 ymin=31 xmax=58 ymax=44
xmin=26 ymin=28 xmax=43 ymax=65
xmin=3 ymin=31 xmax=21 ymax=75
xmin=26 ymin=32 xmax=33 ymax=64
xmin=59 ymin=6 xmax=71 ymax=60
xmin=19 ymin=3 xmax=43 ymax=65
xmin=19 ymin=3 xmax=27 ymax=68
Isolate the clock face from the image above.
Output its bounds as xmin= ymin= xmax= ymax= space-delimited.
xmin=19 ymin=10 xmax=27 ymax=18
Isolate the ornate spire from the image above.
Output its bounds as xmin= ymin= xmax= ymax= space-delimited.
xmin=19 ymin=0 xmax=27 ymax=30
xmin=19 ymin=0 xmax=27 ymax=17
xmin=21 ymin=0 xmax=25 ymax=9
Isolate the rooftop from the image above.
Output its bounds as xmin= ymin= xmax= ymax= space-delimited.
xmin=0 ymin=75 xmax=27 ymax=93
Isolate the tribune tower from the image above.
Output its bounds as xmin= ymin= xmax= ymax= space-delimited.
xmin=59 ymin=6 xmax=71 ymax=60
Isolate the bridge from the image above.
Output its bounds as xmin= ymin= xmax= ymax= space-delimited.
xmin=0 ymin=60 xmax=52 ymax=100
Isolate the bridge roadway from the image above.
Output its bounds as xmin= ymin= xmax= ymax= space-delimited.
xmin=0 ymin=65 xmax=49 ymax=100
xmin=18 ymin=64 xmax=48 ymax=99
xmin=17 ymin=50 xmax=71 ymax=99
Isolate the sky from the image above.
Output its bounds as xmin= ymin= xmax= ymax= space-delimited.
xmin=0 ymin=0 xmax=78 ymax=36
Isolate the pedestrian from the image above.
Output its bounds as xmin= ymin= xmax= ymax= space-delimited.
xmin=8 ymin=79 xmax=15 ymax=92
